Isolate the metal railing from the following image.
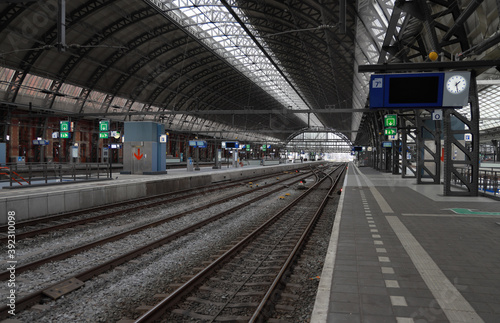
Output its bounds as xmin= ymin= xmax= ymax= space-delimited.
xmin=453 ymin=167 xmax=499 ymax=198
xmin=0 ymin=162 xmax=112 ymax=187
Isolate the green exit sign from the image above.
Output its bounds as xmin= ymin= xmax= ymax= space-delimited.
xmin=60 ymin=121 xmax=70 ymax=132
xmin=99 ymin=132 xmax=109 ymax=139
xmin=384 ymin=114 xmax=397 ymax=127
xmin=60 ymin=132 xmax=70 ymax=139
xmin=99 ymin=120 xmax=109 ymax=132
xmin=384 ymin=128 xmax=397 ymax=136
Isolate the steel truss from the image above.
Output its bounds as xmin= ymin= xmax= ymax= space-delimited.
xmin=443 ymin=73 xmax=480 ymax=196
xmin=399 ymin=113 xmax=417 ymax=178
xmin=415 ymin=110 xmax=442 ymax=184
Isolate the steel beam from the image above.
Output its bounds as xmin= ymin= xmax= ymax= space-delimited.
xmin=358 ymin=60 xmax=500 ymax=72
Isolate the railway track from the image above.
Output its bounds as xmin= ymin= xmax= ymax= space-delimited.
xmin=132 ymin=164 xmax=346 ymax=322
xmin=0 ymin=170 xmax=311 ymax=281
xmin=0 ymin=167 xmax=324 ymax=320
xmin=0 ymin=167 xmax=311 ymax=240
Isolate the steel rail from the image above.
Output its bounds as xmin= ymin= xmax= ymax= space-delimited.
xmin=249 ymin=164 xmax=346 ymax=322
xmin=0 ymin=171 xmax=309 ymax=281
xmin=134 ymin=164 xmax=343 ymax=322
xmin=0 ymin=168 xmax=300 ymax=234
xmin=0 ymin=168 xmax=317 ymax=320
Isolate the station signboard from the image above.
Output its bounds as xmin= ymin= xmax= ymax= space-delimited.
xmin=384 ymin=128 xmax=397 ymax=136
xmin=370 ymin=72 xmax=470 ymax=109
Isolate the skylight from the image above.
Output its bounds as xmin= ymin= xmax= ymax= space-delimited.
xmin=151 ymin=0 xmax=322 ymax=127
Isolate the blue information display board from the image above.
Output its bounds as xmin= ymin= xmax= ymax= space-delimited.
xmin=189 ymin=140 xmax=207 ymax=148
xmin=370 ymin=72 xmax=470 ymax=109
xmin=222 ymin=141 xmax=239 ymax=149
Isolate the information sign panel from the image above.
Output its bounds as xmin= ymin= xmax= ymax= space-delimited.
xmin=99 ymin=132 xmax=109 ymax=139
xmin=370 ymin=72 xmax=470 ymax=109
xmin=384 ymin=115 xmax=397 ymax=127
xmin=60 ymin=121 xmax=70 ymax=132
xmin=382 ymin=141 xmax=392 ymax=148
xmin=99 ymin=120 xmax=109 ymax=132
xmin=432 ymin=109 xmax=443 ymax=120
xmin=32 ymin=140 xmax=50 ymax=145
xmin=60 ymin=132 xmax=70 ymax=139
xmin=384 ymin=128 xmax=397 ymax=136
xmin=111 ymin=131 xmax=121 ymax=139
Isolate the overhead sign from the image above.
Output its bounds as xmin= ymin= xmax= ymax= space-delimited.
xmin=111 ymin=131 xmax=121 ymax=139
xmin=384 ymin=128 xmax=397 ymax=136
xmin=222 ymin=141 xmax=239 ymax=149
xmin=432 ymin=109 xmax=443 ymax=120
xmin=382 ymin=141 xmax=392 ymax=148
xmin=370 ymin=72 xmax=470 ymax=109
xmin=99 ymin=120 xmax=110 ymax=132
xmin=384 ymin=115 xmax=397 ymax=127
xmin=189 ymin=140 xmax=207 ymax=148
xmin=32 ymin=140 xmax=50 ymax=145
xmin=60 ymin=121 xmax=72 ymax=132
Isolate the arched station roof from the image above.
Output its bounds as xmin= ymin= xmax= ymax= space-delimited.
xmin=1 ymin=1 xmax=500 ymax=148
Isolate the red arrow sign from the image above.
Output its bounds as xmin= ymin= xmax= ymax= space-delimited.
xmin=134 ymin=148 xmax=144 ymax=160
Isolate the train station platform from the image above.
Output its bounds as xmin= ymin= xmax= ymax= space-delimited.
xmin=312 ymin=163 xmax=500 ymax=323
xmin=0 ymin=162 xmax=318 ymax=224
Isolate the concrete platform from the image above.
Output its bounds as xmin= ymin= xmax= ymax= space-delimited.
xmin=312 ymin=163 xmax=500 ymax=323
xmin=0 ymin=162 xmax=319 ymax=224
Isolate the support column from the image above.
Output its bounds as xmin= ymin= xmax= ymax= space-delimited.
xmin=443 ymin=72 xmax=480 ymax=196
xmin=9 ymin=118 xmax=19 ymax=163
xmin=400 ymin=112 xmax=417 ymax=178
xmin=416 ymin=110 xmax=441 ymax=184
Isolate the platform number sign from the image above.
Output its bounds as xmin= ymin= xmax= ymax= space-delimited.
xmin=372 ymin=77 xmax=383 ymax=88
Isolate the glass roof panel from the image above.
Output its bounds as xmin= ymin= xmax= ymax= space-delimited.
xmin=155 ymin=0 xmax=322 ymax=127
xmin=453 ymin=84 xmax=500 ymax=131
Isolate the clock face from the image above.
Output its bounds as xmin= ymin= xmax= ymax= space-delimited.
xmin=446 ymin=75 xmax=467 ymax=94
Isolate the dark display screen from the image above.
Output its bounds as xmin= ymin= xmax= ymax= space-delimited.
xmin=388 ymin=76 xmax=440 ymax=104
xmin=225 ymin=142 xmax=239 ymax=149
